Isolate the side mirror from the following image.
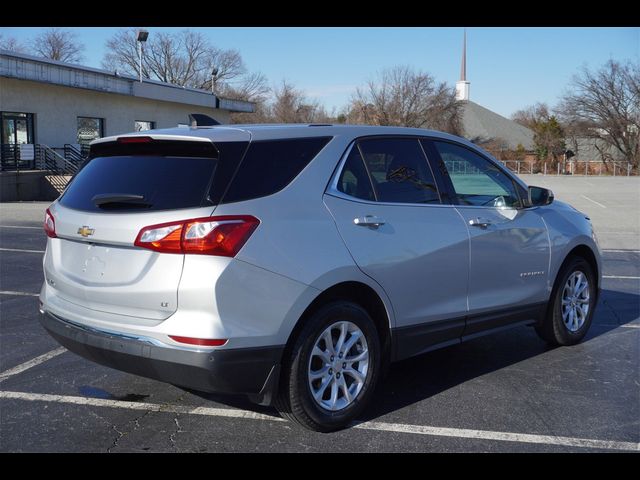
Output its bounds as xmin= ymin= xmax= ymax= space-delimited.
xmin=528 ymin=186 xmax=554 ymax=207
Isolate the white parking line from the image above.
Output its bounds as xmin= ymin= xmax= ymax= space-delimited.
xmin=352 ymin=421 xmax=639 ymax=451
xmin=0 ymin=348 xmax=66 ymax=383
xmin=0 ymin=225 xmax=42 ymax=230
xmin=0 ymin=247 xmax=45 ymax=254
xmin=0 ymin=390 xmax=281 ymax=421
xmin=603 ymin=275 xmax=640 ymax=280
xmin=0 ymin=291 xmax=39 ymax=297
xmin=596 ymin=324 xmax=640 ymax=329
xmin=0 ymin=390 xmax=637 ymax=451
xmin=580 ymin=195 xmax=607 ymax=208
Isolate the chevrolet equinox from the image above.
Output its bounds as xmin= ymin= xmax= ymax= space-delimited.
xmin=39 ymin=124 xmax=601 ymax=431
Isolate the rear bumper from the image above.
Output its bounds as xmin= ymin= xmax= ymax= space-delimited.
xmin=39 ymin=311 xmax=283 ymax=405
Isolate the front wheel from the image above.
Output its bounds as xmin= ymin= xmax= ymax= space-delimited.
xmin=275 ymin=301 xmax=381 ymax=432
xmin=536 ymin=256 xmax=597 ymax=346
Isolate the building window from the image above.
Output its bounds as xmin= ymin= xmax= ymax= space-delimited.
xmin=77 ymin=117 xmax=104 ymax=146
xmin=135 ymin=120 xmax=155 ymax=132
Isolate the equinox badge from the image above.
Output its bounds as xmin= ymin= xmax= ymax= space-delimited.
xmin=77 ymin=226 xmax=95 ymax=237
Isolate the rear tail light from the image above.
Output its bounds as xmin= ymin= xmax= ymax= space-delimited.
xmin=44 ymin=208 xmax=56 ymax=238
xmin=134 ymin=215 xmax=259 ymax=257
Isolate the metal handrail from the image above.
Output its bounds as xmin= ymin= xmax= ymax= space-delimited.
xmin=0 ymin=144 xmax=35 ymax=171
xmin=37 ymin=144 xmax=80 ymax=175
xmin=63 ymin=144 xmax=86 ymax=164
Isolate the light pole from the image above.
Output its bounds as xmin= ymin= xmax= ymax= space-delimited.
xmin=211 ymin=67 xmax=219 ymax=95
xmin=136 ymin=29 xmax=149 ymax=83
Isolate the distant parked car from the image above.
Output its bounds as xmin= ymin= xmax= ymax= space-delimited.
xmin=39 ymin=125 xmax=601 ymax=431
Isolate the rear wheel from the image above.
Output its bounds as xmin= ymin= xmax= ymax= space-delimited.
xmin=275 ymin=301 xmax=381 ymax=432
xmin=536 ymin=256 xmax=597 ymax=346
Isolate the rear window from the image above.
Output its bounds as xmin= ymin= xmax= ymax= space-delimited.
xmin=59 ymin=155 xmax=218 ymax=212
xmin=221 ymin=137 xmax=331 ymax=204
xmin=60 ymin=136 xmax=331 ymax=212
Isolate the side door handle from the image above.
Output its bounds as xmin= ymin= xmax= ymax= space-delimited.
xmin=354 ymin=215 xmax=386 ymax=228
xmin=468 ymin=218 xmax=492 ymax=228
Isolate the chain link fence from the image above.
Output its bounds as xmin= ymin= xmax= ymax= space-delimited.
xmin=499 ymin=160 xmax=635 ymax=176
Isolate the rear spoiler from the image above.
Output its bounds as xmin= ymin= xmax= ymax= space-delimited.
xmin=87 ymin=137 xmax=218 ymax=159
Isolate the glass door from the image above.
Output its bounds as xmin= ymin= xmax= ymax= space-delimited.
xmin=1 ymin=113 xmax=35 ymax=170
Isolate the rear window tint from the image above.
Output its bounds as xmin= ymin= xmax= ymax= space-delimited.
xmin=221 ymin=137 xmax=331 ymax=204
xmin=59 ymin=155 xmax=218 ymax=212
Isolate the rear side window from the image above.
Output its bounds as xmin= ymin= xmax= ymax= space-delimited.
xmin=222 ymin=137 xmax=331 ymax=204
xmin=337 ymin=146 xmax=375 ymax=201
xmin=59 ymin=155 xmax=218 ymax=212
xmin=358 ymin=138 xmax=441 ymax=204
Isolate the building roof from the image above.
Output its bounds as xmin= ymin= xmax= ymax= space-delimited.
xmin=461 ymin=100 xmax=535 ymax=151
xmin=0 ymin=49 xmax=254 ymax=113
xmin=566 ymin=136 xmax=627 ymax=163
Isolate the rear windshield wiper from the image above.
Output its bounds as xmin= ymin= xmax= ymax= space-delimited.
xmin=92 ymin=193 xmax=152 ymax=208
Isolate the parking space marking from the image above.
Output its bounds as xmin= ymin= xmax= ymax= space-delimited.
xmin=0 ymin=247 xmax=45 ymax=254
xmin=603 ymin=275 xmax=640 ymax=280
xmin=0 ymin=348 xmax=66 ymax=383
xmin=0 ymin=290 xmax=39 ymax=297
xmin=0 ymin=390 xmax=637 ymax=451
xmin=595 ymin=323 xmax=640 ymax=329
xmin=0 ymin=390 xmax=283 ymax=421
xmin=580 ymin=195 xmax=607 ymax=208
xmin=352 ymin=421 xmax=639 ymax=452
xmin=0 ymin=225 xmax=42 ymax=230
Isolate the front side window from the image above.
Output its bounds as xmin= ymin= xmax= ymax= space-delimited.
xmin=77 ymin=117 xmax=104 ymax=146
xmin=433 ymin=141 xmax=521 ymax=208
xmin=357 ymin=138 xmax=440 ymax=204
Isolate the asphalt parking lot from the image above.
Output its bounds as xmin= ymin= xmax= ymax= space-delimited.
xmin=1 ymin=176 xmax=638 ymax=452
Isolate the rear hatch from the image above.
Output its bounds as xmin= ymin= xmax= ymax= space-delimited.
xmin=44 ymin=133 xmax=250 ymax=323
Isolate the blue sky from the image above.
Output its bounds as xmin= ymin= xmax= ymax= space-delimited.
xmin=2 ymin=27 xmax=638 ymax=118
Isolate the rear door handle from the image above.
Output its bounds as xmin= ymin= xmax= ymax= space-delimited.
xmin=468 ymin=218 xmax=492 ymax=228
xmin=354 ymin=215 xmax=386 ymax=228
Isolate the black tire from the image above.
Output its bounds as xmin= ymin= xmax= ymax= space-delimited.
xmin=275 ymin=301 xmax=381 ymax=432
xmin=535 ymin=256 xmax=597 ymax=346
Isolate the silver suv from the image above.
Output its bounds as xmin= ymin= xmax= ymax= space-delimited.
xmin=40 ymin=125 xmax=601 ymax=431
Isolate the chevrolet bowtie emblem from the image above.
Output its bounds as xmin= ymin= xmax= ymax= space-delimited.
xmin=77 ymin=226 xmax=95 ymax=237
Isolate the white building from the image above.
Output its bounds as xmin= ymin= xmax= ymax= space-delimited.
xmin=0 ymin=49 xmax=254 ymax=169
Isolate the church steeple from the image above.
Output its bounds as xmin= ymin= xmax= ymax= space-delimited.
xmin=455 ymin=29 xmax=470 ymax=101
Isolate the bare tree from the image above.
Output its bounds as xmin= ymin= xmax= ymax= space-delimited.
xmin=0 ymin=34 xmax=27 ymax=53
xmin=31 ymin=28 xmax=84 ymax=63
xmin=512 ymin=102 xmax=552 ymax=129
xmin=233 ymin=81 xmax=331 ymax=124
xmin=345 ymin=66 xmax=463 ymax=135
xmin=270 ymin=81 xmax=325 ymax=123
xmin=102 ymin=28 xmax=267 ymax=103
xmin=512 ymin=102 xmax=565 ymax=169
xmin=556 ymin=60 xmax=639 ymax=170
